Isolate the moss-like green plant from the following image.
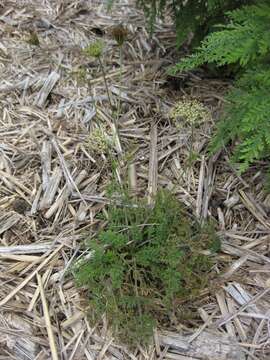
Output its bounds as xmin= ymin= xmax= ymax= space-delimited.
xmin=74 ymin=189 xmax=219 ymax=346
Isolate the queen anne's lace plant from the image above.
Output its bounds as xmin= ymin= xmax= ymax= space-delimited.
xmin=170 ymin=99 xmax=211 ymax=164
xmin=170 ymin=99 xmax=211 ymax=128
xmin=86 ymin=126 xmax=111 ymax=155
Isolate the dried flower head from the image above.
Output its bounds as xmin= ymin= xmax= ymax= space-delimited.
xmin=111 ymin=24 xmax=128 ymax=46
xmin=170 ymin=99 xmax=211 ymax=127
xmin=84 ymin=40 xmax=104 ymax=58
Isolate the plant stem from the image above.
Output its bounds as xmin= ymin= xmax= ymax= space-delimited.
xmin=119 ymin=45 xmax=123 ymax=81
xmin=98 ymin=56 xmax=113 ymax=110
xmin=116 ymin=45 xmax=123 ymax=124
xmin=191 ymin=123 xmax=194 ymax=152
xmin=188 ymin=122 xmax=195 ymax=166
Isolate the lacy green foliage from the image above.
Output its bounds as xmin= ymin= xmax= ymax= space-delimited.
xmin=170 ymin=4 xmax=270 ymax=71
xmin=170 ymin=3 xmax=270 ymax=172
xmin=74 ymin=190 xmax=219 ymax=346
xmin=211 ymin=66 xmax=270 ymax=171
xmin=174 ymin=0 xmax=252 ymax=46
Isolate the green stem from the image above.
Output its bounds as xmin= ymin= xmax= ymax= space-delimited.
xmin=133 ymin=258 xmax=142 ymax=318
xmin=116 ymin=45 xmax=123 ymax=124
xmin=120 ymin=45 xmax=123 ymax=81
xmin=189 ymin=123 xmax=195 ymax=165
xmin=98 ymin=56 xmax=113 ymax=110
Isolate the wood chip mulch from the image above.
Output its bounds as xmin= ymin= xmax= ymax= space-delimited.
xmin=0 ymin=1 xmax=270 ymax=359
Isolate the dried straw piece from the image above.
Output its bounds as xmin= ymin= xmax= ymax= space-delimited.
xmin=37 ymin=273 xmax=59 ymax=360
xmin=0 ymin=244 xmax=64 ymax=307
xmin=35 ymin=71 xmax=60 ymax=108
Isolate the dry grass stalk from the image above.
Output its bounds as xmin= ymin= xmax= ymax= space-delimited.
xmin=37 ymin=273 xmax=59 ymax=360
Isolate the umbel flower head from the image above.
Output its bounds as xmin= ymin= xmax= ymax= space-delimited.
xmin=111 ymin=24 xmax=128 ymax=46
xmin=86 ymin=126 xmax=111 ymax=155
xmin=170 ymin=98 xmax=211 ymax=127
xmin=84 ymin=40 xmax=104 ymax=58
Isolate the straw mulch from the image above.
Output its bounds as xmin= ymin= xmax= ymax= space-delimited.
xmin=0 ymin=1 xmax=270 ymax=359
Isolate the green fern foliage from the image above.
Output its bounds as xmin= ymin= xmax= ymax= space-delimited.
xmin=74 ymin=190 xmax=219 ymax=346
xmin=137 ymin=0 xmax=251 ymax=45
xmin=171 ymin=3 xmax=270 ymax=71
xmin=211 ymin=67 xmax=270 ymax=172
xmin=170 ymin=2 xmax=270 ymax=172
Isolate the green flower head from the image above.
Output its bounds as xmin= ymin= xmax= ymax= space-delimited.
xmin=84 ymin=40 xmax=104 ymax=58
xmin=86 ymin=126 xmax=111 ymax=155
xmin=170 ymin=99 xmax=211 ymax=127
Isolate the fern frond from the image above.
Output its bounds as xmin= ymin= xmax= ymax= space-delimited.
xmin=171 ymin=3 xmax=270 ymax=74
xmin=210 ymin=66 xmax=270 ymax=171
